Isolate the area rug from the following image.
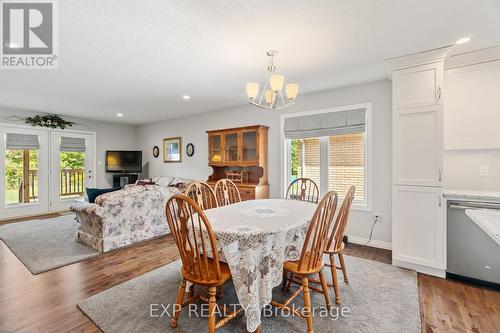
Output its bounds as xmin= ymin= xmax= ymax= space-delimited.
xmin=78 ymin=255 xmax=421 ymax=332
xmin=0 ymin=215 xmax=99 ymax=274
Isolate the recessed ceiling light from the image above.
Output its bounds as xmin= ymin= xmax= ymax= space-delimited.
xmin=182 ymin=95 xmax=191 ymax=100
xmin=455 ymin=37 xmax=471 ymax=45
xmin=116 ymin=113 xmax=123 ymax=117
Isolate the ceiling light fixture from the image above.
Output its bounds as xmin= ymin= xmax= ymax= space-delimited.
xmin=246 ymin=50 xmax=298 ymax=110
xmin=116 ymin=113 xmax=123 ymax=117
xmin=182 ymin=95 xmax=191 ymax=100
xmin=455 ymin=37 xmax=471 ymax=45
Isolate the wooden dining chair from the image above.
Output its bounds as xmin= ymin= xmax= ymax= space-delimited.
xmin=214 ymin=179 xmax=241 ymax=206
xmin=184 ymin=181 xmax=218 ymax=210
xmin=324 ymin=185 xmax=356 ymax=304
xmin=166 ymin=194 xmax=241 ymax=333
xmin=274 ymin=191 xmax=338 ymax=333
xmin=285 ymin=178 xmax=320 ymax=204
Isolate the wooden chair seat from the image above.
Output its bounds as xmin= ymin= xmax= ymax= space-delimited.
xmin=181 ymin=257 xmax=232 ymax=287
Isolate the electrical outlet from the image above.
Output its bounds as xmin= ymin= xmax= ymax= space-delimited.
xmin=374 ymin=213 xmax=381 ymax=222
xmin=480 ymin=165 xmax=489 ymax=177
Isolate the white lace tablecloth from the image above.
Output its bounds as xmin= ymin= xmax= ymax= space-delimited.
xmin=204 ymin=199 xmax=317 ymax=332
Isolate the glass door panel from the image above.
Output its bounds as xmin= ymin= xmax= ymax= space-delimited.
xmin=59 ymin=151 xmax=85 ymax=200
xmin=241 ymin=130 xmax=257 ymax=162
xmin=0 ymin=127 xmax=49 ymax=219
xmin=209 ymin=134 xmax=222 ymax=164
xmin=5 ymin=149 xmax=39 ymax=205
xmin=224 ymin=132 xmax=239 ymax=163
xmin=50 ymin=132 xmax=94 ymax=212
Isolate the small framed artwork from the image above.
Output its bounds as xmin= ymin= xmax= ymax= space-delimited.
xmin=163 ymin=137 xmax=182 ymax=163
xmin=152 ymin=146 xmax=160 ymax=158
xmin=186 ymin=143 xmax=194 ymax=157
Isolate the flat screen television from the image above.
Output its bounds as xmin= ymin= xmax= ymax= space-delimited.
xmin=105 ymin=150 xmax=142 ymax=173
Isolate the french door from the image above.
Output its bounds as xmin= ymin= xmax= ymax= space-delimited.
xmin=0 ymin=126 xmax=49 ymax=219
xmin=0 ymin=125 xmax=95 ymax=220
xmin=50 ymin=131 xmax=94 ymax=212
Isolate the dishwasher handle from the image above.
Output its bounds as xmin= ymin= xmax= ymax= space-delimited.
xmin=448 ymin=201 xmax=500 ymax=211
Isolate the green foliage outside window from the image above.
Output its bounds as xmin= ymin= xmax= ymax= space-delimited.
xmin=5 ymin=150 xmax=84 ymax=191
xmin=290 ymin=140 xmax=298 ymax=177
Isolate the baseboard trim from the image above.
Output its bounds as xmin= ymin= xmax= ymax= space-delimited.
xmin=392 ymin=259 xmax=446 ymax=278
xmin=347 ymin=235 xmax=392 ymax=250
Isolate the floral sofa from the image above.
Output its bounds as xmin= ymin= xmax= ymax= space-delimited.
xmin=70 ymin=177 xmax=191 ymax=252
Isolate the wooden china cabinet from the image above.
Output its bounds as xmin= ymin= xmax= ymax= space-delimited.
xmin=206 ymin=125 xmax=269 ymax=200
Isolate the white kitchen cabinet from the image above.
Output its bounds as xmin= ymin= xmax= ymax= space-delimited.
xmin=388 ymin=50 xmax=448 ymax=278
xmin=394 ymin=105 xmax=443 ymax=186
xmin=393 ymin=62 xmax=443 ymax=109
xmin=392 ymin=185 xmax=446 ymax=275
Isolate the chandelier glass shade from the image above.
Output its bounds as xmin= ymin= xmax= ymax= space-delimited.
xmin=246 ymin=50 xmax=298 ymax=110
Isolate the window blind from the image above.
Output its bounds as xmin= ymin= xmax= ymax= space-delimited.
xmin=6 ymin=133 xmax=40 ymax=150
xmin=284 ymin=108 xmax=366 ymax=139
xmin=60 ymin=137 xmax=86 ymax=152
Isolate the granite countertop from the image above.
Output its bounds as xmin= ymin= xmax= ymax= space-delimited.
xmin=465 ymin=209 xmax=500 ymax=246
xmin=444 ymin=189 xmax=500 ymax=202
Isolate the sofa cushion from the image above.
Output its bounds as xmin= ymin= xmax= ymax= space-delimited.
xmin=153 ymin=176 xmax=174 ymax=187
xmin=86 ymin=187 xmax=121 ymax=203
xmin=136 ymin=179 xmax=156 ymax=186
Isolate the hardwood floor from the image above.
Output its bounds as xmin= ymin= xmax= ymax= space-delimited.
xmin=0 ymin=236 xmax=498 ymax=332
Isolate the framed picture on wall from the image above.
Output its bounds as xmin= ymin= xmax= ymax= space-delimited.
xmin=163 ymin=137 xmax=182 ymax=163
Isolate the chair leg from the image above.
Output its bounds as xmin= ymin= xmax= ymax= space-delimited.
xmin=208 ymin=286 xmax=217 ymax=333
xmin=302 ymin=277 xmax=314 ymax=333
xmin=318 ymin=270 xmax=332 ymax=310
xmin=216 ymin=285 xmax=224 ymax=298
xmin=329 ymin=253 xmax=341 ymax=304
xmin=338 ymin=252 xmax=349 ymax=283
xmin=282 ymin=269 xmax=288 ymax=290
xmin=170 ymin=279 xmax=186 ymax=328
xmin=286 ymin=273 xmax=294 ymax=291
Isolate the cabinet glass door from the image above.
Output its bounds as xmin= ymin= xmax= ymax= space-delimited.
xmin=224 ymin=132 xmax=239 ymax=163
xmin=241 ymin=130 xmax=257 ymax=163
xmin=209 ymin=134 xmax=222 ymax=164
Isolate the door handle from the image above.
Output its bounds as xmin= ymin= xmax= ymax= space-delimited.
xmin=438 ymin=195 xmax=442 ymax=207
xmin=436 ymin=87 xmax=442 ymax=102
xmin=438 ymin=168 xmax=442 ymax=182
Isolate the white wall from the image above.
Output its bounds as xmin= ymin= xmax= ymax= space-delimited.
xmin=136 ymin=80 xmax=393 ymax=246
xmin=0 ymin=108 xmax=137 ymax=187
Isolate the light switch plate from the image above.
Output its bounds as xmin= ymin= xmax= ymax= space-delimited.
xmin=480 ymin=165 xmax=489 ymax=177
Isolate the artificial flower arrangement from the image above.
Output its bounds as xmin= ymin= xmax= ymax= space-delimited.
xmin=25 ymin=114 xmax=75 ymax=129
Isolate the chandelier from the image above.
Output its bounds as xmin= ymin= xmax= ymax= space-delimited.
xmin=246 ymin=50 xmax=298 ymax=110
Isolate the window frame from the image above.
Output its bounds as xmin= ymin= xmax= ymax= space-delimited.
xmin=280 ymin=103 xmax=373 ymax=211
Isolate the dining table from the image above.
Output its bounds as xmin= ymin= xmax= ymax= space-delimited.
xmin=202 ymin=198 xmax=317 ymax=332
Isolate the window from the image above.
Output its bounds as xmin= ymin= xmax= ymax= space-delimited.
xmin=328 ymin=133 xmax=365 ymax=201
xmin=283 ymin=104 xmax=371 ymax=208
xmin=290 ymin=138 xmax=321 ymax=192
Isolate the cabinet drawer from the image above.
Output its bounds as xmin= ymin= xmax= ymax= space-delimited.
xmin=238 ymin=187 xmax=255 ymax=199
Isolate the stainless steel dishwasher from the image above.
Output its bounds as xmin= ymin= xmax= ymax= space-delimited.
xmin=447 ymin=200 xmax=500 ymax=289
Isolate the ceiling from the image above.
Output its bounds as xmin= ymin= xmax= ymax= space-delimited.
xmin=1 ymin=0 xmax=499 ymax=125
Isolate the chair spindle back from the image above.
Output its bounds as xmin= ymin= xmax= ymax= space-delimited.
xmin=184 ymin=182 xmax=218 ymax=210
xmin=165 ymin=194 xmax=222 ymax=282
xmin=327 ymin=186 xmax=355 ymax=252
xmin=286 ymin=178 xmax=320 ymax=204
xmin=297 ymin=191 xmax=338 ymax=272
xmin=214 ymin=179 xmax=241 ymax=206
